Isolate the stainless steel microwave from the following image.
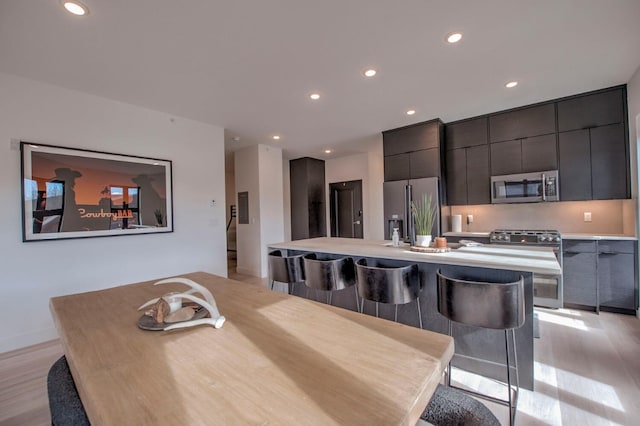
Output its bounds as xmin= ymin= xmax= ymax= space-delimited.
xmin=491 ymin=170 xmax=559 ymax=204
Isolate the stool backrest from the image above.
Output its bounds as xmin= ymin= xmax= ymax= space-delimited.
xmin=436 ymin=270 xmax=524 ymax=330
xmin=268 ymin=250 xmax=305 ymax=284
xmin=356 ymin=259 xmax=421 ymax=305
xmin=302 ymin=253 xmax=356 ymax=291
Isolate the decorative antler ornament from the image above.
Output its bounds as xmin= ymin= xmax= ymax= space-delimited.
xmin=138 ymin=277 xmax=226 ymax=330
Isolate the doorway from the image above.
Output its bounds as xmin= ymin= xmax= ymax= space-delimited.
xmin=329 ymin=180 xmax=363 ymax=238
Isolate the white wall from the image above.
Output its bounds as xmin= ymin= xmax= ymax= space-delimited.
xmin=234 ymin=146 xmax=261 ymax=276
xmin=235 ymin=144 xmax=285 ymax=278
xmin=0 ymin=73 xmax=227 ymax=353
xmin=625 ymin=64 xmax=640 ymax=315
xmin=258 ymin=145 xmax=285 ymax=277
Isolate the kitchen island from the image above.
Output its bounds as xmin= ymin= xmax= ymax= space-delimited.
xmin=268 ymin=237 xmax=562 ymax=391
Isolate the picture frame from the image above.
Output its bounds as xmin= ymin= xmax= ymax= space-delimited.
xmin=20 ymin=142 xmax=173 ymax=242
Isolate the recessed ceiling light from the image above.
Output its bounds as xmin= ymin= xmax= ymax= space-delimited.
xmin=446 ymin=32 xmax=462 ymax=43
xmin=406 ymin=109 xmax=416 ymax=116
xmin=324 ymin=149 xmax=332 ymax=154
xmin=309 ymin=93 xmax=320 ymax=100
xmin=363 ymin=68 xmax=377 ymax=78
xmin=272 ymin=135 xmax=281 ymax=140
xmin=505 ymin=81 xmax=518 ymax=88
xmin=62 ymin=1 xmax=89 ymax=16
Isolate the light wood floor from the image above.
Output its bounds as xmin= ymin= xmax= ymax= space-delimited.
xmin=1 ymin=265 xmax=638 ymax=425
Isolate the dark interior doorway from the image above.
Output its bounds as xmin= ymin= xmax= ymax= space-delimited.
xmin=329 ymin=180 xmax=363 ymax=238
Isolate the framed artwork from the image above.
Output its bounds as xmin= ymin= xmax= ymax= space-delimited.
xmin=21 ymin=142 xmax=173 ymax=241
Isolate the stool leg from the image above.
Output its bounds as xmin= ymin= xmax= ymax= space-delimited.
xmin=289 ymin=282 xmax=295 ymax=295
xmin=354 ymin=287 xmax=360 ymax=313
xmin=416 ymin=297 xmax=423 ymax=329
xmin=327 ymin=292 xmax=332 ymax=305
xmin=270 ymin=280 xmax=275 ymax=290
xmin=512 ymin=328 xmax=520 ymax=424
xmin=394 ymin=304 xmax=398 ymax=322
xmin=375 ymin=302 xmax=379 ymax=318
xmin=447 ymin=319 xmax=453 ymax=387
xmin=505 ymin=329 xmax=514 ymax=426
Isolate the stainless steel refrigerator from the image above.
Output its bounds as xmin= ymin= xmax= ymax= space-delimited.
xmin=383 ymin=177 xmax=440 ymax=244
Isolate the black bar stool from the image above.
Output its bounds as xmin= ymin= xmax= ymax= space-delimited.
xmin=355 ymin=259 xmax=422 ymax=328
xmin=436 ymin=269 xmax=525 ymax=426
xmin=47 ymin=356 xmax=90 ymax=426
xmin=302 ymin=253 xmax=357 ymax=306
xmin=268 ymin=250 xmax=305 ymax=294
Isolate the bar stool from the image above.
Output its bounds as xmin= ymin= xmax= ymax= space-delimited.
xmin=421 ymin=383 xmax=500 ymax=426
xmin=302 ymin=253 xmax=357 ymax=306
xmin=268 ymin=250 xmax=305 ymax=294
xmin=47 ymin=356 xmax=90 ymax=426
xmin=355 ymin=259 xmax=422 ymax=328
xmin=436 ymin=270 xmax=525 ymax=426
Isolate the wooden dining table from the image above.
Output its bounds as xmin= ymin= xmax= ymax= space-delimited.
xmin=50 ymin=271 xmax=454 ymax=425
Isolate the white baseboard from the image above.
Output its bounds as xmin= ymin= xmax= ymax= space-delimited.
xmin=0 ymin=327 xmax=59 ymax=354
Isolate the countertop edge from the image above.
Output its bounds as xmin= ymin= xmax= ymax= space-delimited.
xmin=562 ymin=234 xmax=637 ymax=241
xmin=269 ymin=238 xmax=561 ymax=275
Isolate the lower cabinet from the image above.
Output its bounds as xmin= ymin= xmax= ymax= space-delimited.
xmin=563 ymin=241 xmax=597 ymax=308
xmin=598 ymin=241 xmax=636 ymax=311
xmin=563 ymin=239 xmax=637 ymax=313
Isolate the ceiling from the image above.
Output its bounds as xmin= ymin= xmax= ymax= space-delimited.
xmin=2 ymin=0 xmax=640 ymax=166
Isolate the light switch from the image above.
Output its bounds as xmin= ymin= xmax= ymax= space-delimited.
xmin=467 ymin=214 xmax=474 ymax=224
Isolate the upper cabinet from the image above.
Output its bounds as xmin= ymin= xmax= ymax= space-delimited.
xmin=445 ymin=117 xmax=490 ymax=205
xmin=488 ymin=103 xmax=557 ymax=176
xmin=383 ymin=119 xmax=444 ymax=182
xmin=557 ymin=87 xmax=629 ymax=200
xmin=443 ymin=84 xmax=629 ymax=204
xmin=446 ymin=116 xmax=488 ymax=149
xmin=557 ymin=88 xmax=625 ymax=132
xmin=489 ymin=103 xmax=556 ymax=143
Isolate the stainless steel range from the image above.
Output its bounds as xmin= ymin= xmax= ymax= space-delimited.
xmin=489 ymin=229 xmax=563 ymax=308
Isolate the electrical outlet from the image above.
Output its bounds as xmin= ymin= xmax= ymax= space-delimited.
xmin=584 ymin=212 xmax=592 ymax=222
xmin=467 ymin=214 xmax=474 ymax=224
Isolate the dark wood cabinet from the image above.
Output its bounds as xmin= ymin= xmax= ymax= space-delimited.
xmin=591 ymin=123 xmax=628 ymax=199
xmin=562 ymin=241 xmax=597 ymax=308
xmin=383 ymin=119 xmax=444 ymax=182
xmin=445 ymin=117 xmax=488 ymax=150
xmin=383 ymin=120 xmax=440 ymax=156
xmin=289 ymin=157 xmax=326 ymax=240
xmin=410 ymin=148 xmax=441 ymax=179
xmin=490 ymin=140 xmax=521 ymax=175
xmin=558 ymin=129 xmax=592 ymax=201
xmin=489 ymin=103 xmax=556 ymax=143
xmin=521 ymin=134 xmax=557 ymax=172
xmin=384 ymin=153 xmax=410 ymax=181
xmin=446 ymin=145 xmax=489 ymax=205
xmin=466 ymin=145 xmax=490 ymax=205
xmin=563 ymin=239 xmax=637 ymax=314
xmin=445 ymin=149 xmax=467 ymax=206
xmin=490 ymin=132 xmax=557 ymax=176
xmin=598 ymin=240 xmax=636 ymax=312
xmin=557 ymin=88 xmax=625 ymax=132
xmin=559 ymin=123 xmax=628 ymax=200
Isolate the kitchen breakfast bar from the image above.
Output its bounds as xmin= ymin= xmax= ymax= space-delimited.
xmin=268 ymin=237 xmax=563 ymax=391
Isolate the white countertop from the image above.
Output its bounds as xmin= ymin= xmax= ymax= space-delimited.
xmin=269 ymin=237 xmax=562 ymax=275
xmin=443 ymin=231 xmax=491 ymax=238
xmin=443 ymin=231 xmax=637 ymax=241
xmin=561 ymin=233 xmax=637 ymax=241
